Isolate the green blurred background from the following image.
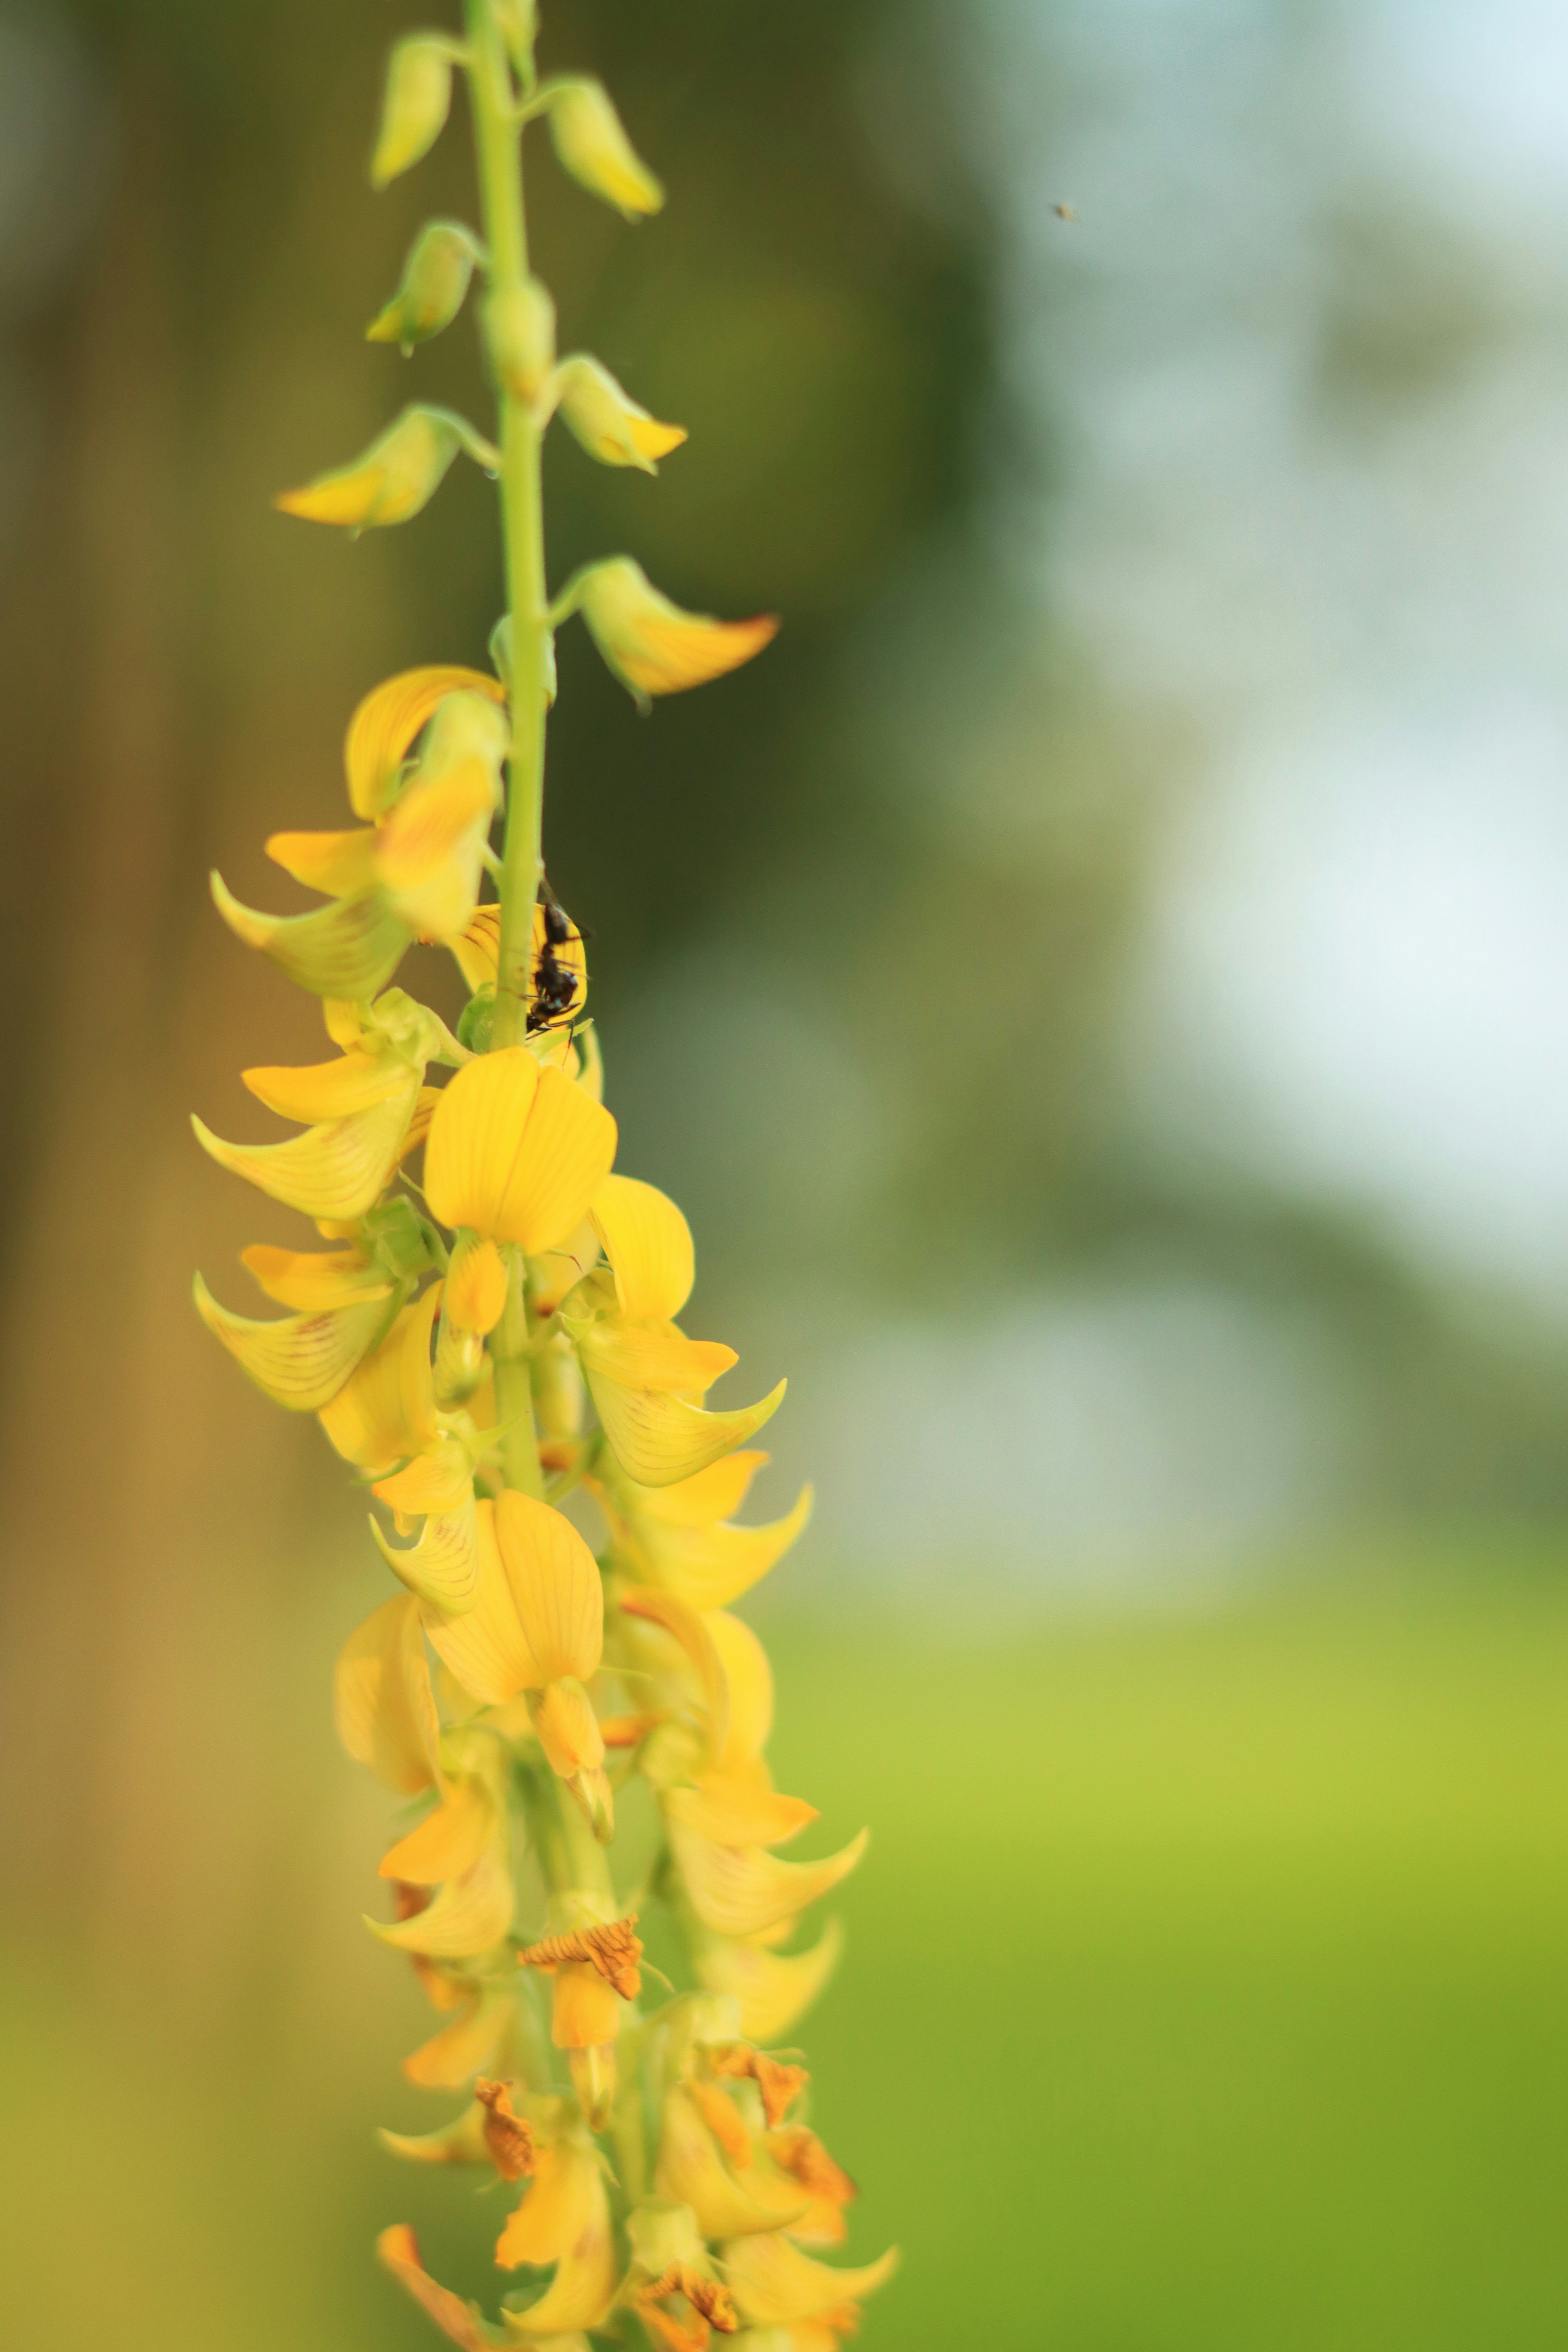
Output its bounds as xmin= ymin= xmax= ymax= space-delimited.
xmin=4 ymin=0 xmax=1568 ymax=2343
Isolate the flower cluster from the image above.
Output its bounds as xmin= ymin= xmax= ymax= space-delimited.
xmin=193 ymin=5 xmax=894 ymax=2347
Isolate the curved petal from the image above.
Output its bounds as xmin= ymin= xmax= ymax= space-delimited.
xmin=241 ymin=1048 xmax=411 ymax=1122
xmin=588 ymin=1175 xmax=694 ymax=1323
xmin=629 ymin=1451 xmax=767 ymax=1529
xmin=579 ymin=1324 xmax=736 ymax=1395
xmin=333 ymin=1592 xmax=442 ymax=1794
xmin=371 ymin=1846 xmax=513 ymax=1957
xmin=653 ymin=2086 xmax=808 ymax=2240
xmin=665 ymin=1779 xmax=818 ymax=1849
xmin=695 ymin=1920 xmax=843 ymax=2043
xmin=345 ymin=664 xmax=504 ymax=821
xmin=265 ymin=825 xmax=378 ymax=898
xmin=669 ymin=1821 xmax=868 ymax=1940
xmin=707 ymin=1610 xmax=775 ymax=1772
xmin=241 ymin=1244 xmax=388 ymax=1313
xmin=373 ymin=1433 xmax=479 ymax=1516
xmin=619 ymin=1586 xmax=729 ymax=1759
xmin=319 ymin=1289 xmax=440 ymax=1471
xmin=588 ymin=1374 xmax=785 ymax=1488
xmin=373 ymin=1497 xmax=481 ymax=1614
xmin=424 ymin=1497 xmax=544 ymax=1703
xmin=192 ymin=1084 xmax=416 ymax=1220
xmin=375 ymin=756 xmax=498 ymax=940
xmin=498 ymin=2154 xmax=616 ymax=2331
xmin=494 ymin=1490 xmax=603 ymax=1683
xmin=636 ymin=1486 xmax=813 ymax=1611
xmin=193 ymin=1273 xmax=393 ymax=1411
xmin=721 ymin=2231 xmax=899 ymax=2328
xmin=402 ymin=1985 xmax=513 ymax=2088
xmin=209 ymin=872 xmax=410 ymax=997
xmin=381 ymin=1777 xmax=497 ymax=1884
xmin=377 ymin=2225 xmax=499 ymax=2352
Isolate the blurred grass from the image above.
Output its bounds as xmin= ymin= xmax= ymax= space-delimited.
xmin=6 ymin=1563 xmax=1568 ymax=2349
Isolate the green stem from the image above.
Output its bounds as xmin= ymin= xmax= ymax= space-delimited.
xmin=491 ymin=1245 xmax=543 ymax=1497
xmin=465 ymin=0 xmax=547 ymax=1052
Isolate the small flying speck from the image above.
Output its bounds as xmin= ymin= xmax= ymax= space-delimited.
xmin=1052 ymin=201 xmax=1080 ymax=223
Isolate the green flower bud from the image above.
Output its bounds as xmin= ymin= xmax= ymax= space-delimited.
xmin=484 ymin=276 xmax=556 ymax=402
xmin=493 ymin=0 xmax=538 ymax=78
xmin=367 ymin=221 xmax=485 ymax=353
xmin=371 ymin=36 xmax=455 ymax=190
xmin=456 ymin=985 xmax=496 ymax=1054
xmin=544 ymin=78 xmax=664 ymax=219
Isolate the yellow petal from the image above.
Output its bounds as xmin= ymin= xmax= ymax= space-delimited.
xmin=634 ymin=1486 xmax=813 ymax=1611
xmin=447 ymin=1235 xmax=509 ymax=1335
xmin=376 ymin=757 xmax=499 ymax=941
xmin=585 ymin=1176 xmax=691 ymax=1326
xmin=371 ymin=1846 xmax=513 ymax=1957
xmin=721 ymin=2231 xmax=899 ymax=2328
xmin=627 ymin=1450 xmax=767 ymax=1529
xmin=370 ymin=36 xmax=455 ymax=187
xmin=499 ymin=2155 xmax=617 ymax=2331
xmin=402 ymin=1985 xmax=513 ymax=2088
xmin=264 ymin=825 xmax=378 ymax=897
xmin=374 ymin=1496 xmax=482 ymax=1614
xmin=496 ymin=2138 xmax=598 ymax=2270
xmin=579 ymin=1324 xmax=737 ymax=1395
xmin=707 ymin=1610 xmax=775 ymax=1771
xmin=377 ymin=2225 xmax=494 ymax=2352
xmin=653 ymin=2086 xmax=808 ymax=2240
xmin=333 ymin=1592 xmax=442 ymax=1794
xmin=619 ymin=1586 xmax=729 ymax=1759
xmin=695 ymin=1921 xmax=842 ymax=2043
xmin=346 ymin=665 xmax=505 ymax=822
xmin=241 ymin=1047 xmax=411 ymax=1123
xmin=576 ymin=557 xmax=777 ymax=705
xmin=668 ymin=1820 xmax=868 ymax=1939
xmin=588 ymin=1374 xmax=785 ymax=1488
xmin=425 ymin=1051 xmax=617 ymax=1251
xmin=494 ymin=1490 xmax=603 ymax=1683
xmin=381 ymin=1777 xmax=496 ymax=1883
xmin=210 ymin=871 xmax=410 ymax=996
xmin=274 ymin=405 xmax=479 ymax=531
xmin=377 ymin=2105 xmax=491 ymax=2167
xmin=192 ymin=1082 xmax=417 ymax=1220
xmin=666 ymin=1779 xmax=818 ymax=1849
xmin=549 ymin=1959 xmax=620 ymax=2049
xmin=193 ymin=1273 xmax=393 ymax=1411
xmin=373 ymin=1432 xmax=480 ymax=1516
xmin=424 ymin=1496 xmax=545 ymax=1704
xmin=241 ymin=1243 xmax=389 ymax=1313
xmin=319 ymin=1288 xmax=440 ymax=1470
xmin=531 ymin=1679 xmax=606 ymax=1779
xmin=450 ymin=902 xmax=501 ymax=991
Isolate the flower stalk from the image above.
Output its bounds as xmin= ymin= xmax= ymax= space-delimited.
xmin=194 ymin=5 xmax=890 ymax=2347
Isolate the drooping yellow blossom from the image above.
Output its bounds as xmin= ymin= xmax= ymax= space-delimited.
xmin=574 ymin=557 xmax=778 ymax=707
xmin=196 ymin=14 xmax=895 ymax=2351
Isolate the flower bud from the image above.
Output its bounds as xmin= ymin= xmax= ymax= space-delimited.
xmin=545 ymin=78 xmax=664 ymax=218
xmin=371 ymin=36 xmax=455 ymax=190
xmin=493 ymin=0 xmax=537 ymax=76
xmin=484 ymin=277 xmax=556 ymax=403
xmin=367 ymin=221 xmax=484 ymax=352
xmin=575 ymin=556 xmax=778 ymax=708
xmin=554 ymin=355 xmax=686 ymax=473
xmin=276 ymin=406 xmax=497 ymax=533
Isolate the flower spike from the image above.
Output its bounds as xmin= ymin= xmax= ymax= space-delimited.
xmin=195 ymin=15 xmax=895 ymax=2351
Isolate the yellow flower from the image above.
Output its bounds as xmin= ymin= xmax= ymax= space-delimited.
xmin=367 ymin=220 xmax=483 ymax=351
xmin=601 ymin=1447 xmax=813 ymax=1611
xmin=719 ymin=2232 xmax=899 ymax=2332
xmin=192 ymin=990 xmax=447 ymax=1223
xmin=553 ymin=355 xmax=686 ymax=473
xmin=574 ymin=558 xmax=778 ymax=707
xmin=425 ymin=1048 xmax=617 ymax=1252
xmin=370 ymin=35 xmax=455 ymax=188
xmin=275 ymin=404 xmax=497 ymax=531
xmin=561 ymin=1175 xmax=784 ymax=1487
xmin=495 ymin=2136 xmax=618 ymax=2330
